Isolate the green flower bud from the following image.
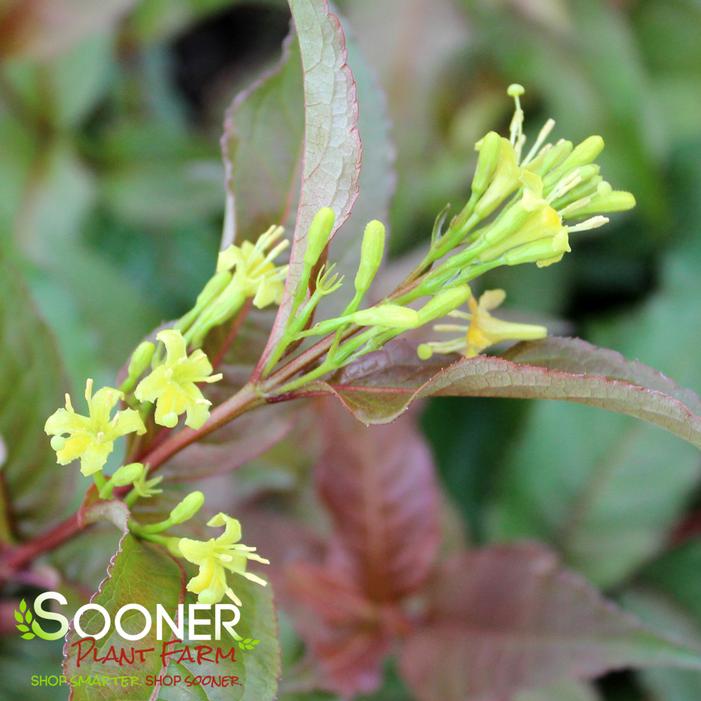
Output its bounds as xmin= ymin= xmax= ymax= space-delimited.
xmin=563 ymin=135 xmax=604 ymax=170
xmin=349 ymin=304 xmax=419 ymax=329
xmin=566 ymin=190 xmax=636 ymax=219
xmin=503 ymin=230 xmax=571 ymax=268
xmin=474 ymin=138 xmax=521 ymax=219
xmin=544 ymin=136 xmax=604 ymax=190
xmin=169 ymin=491 xmax=205 ymax=525
xmin=417 ymin=285 xmax=471 ymax=324
xmin=552 ymin=174 xmax=603 ymax=211
xmin=111 ymin=462 xmax=146 ymax=488
xmin=304 ymin=207 xmax=336 ymax=268
xmin=472 ymin=131 xmax=502 ymax=197
xmin=526 ymin=139 xmax=573 ymax=176
xmin=354 ymin=220 xmax=386 ymax=295
xmin=127 ymin=342 xmax=155 ymax=380
xmin=188 ymin=279 xmax=247 ymax=348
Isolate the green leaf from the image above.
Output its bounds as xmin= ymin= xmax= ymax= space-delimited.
xmin=634 ymin=539 xmax=701 ymax=701
xmin=492 ymin=242 xmax=701 ymax=586
xmin=24 ymin=609 xmax=32 ymax=624
xmin=398 ymin=544 xmax=701 ymax=701
xmin=0 ymin=256 xmax=71 ymax=541
xmin=158 ymin=580 xmax=280 ymax=700
xmin=13 ymin=611 xmax=22 ymax=624
xmin=624 ymin=584 xmax=701 ymax=701
xmin=63 ymin=534 xmax=185 ymax=700
xmin=1 ymin=32 xmax=114 ymax=129
xmin=19 ymin=599 xmax=26 ymax=614
xmin=20 ymin=633 xmax=34 ymax=640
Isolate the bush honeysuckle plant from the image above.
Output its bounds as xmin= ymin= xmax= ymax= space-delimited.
xmin=3 ymin=2 xmax=701 ymax=701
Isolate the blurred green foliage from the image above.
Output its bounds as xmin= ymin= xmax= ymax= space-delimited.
xmin=2 ymin=0 xmax=701 ymax=699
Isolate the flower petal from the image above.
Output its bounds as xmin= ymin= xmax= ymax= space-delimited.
xmin=112 ymin=408 xmax=146 ymax=437
xmin=179 ymin=538 xmax=215 ymax=565
xmin=157 ymin=329 xmax=188 ymax=365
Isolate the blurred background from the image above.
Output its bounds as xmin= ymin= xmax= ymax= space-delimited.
xmin=1 ymin=0 xmax=701 ymax=699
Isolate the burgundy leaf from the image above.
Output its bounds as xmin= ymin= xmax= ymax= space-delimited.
xmin=316 ymin=400 xmax=441 ymax=601
xmin=162 ymin=403 xmax=296 ymax=481
xmin=306 ymin=337 xmax=701 ymax=449
xmin=283 ymin=561 xmax=392 ymax=696
xmin=256 ymin=0 xmax=362 ymax=372
xmin=399 ymin=544 xmax=701 ymax=701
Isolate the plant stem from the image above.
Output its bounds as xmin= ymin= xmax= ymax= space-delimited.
xmin=140 ymin=383 xmax=262 ymax=474
xmin=0 ymin=513 xmax=83 ymax=577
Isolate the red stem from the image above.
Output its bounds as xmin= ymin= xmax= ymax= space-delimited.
xmin=0 ymin=512 xmax=83 ymax=576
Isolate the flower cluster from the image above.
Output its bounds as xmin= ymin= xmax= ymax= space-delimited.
xmin=180 ymin=225 xmax=289 ymax=347
xmin=260 ymin=84 xmax=636 ymax=387
xmin=45 ymin=328 xmax=222 ymax=480
xmin=39 ymin=83 xmax=634 ymax=629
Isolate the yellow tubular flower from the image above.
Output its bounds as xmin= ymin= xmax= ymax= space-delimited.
xmin=217 ymin=225 xmax=289 ymax=309
xmin=44 ymin=379 xmax=145 ymax=476
xmin=417 ymin=289 xmax=547 ymax=360
xmin=178 ymin=513 xmax=269 ymax=606
xmin=134 ymin=329 xmax=223 ymax=429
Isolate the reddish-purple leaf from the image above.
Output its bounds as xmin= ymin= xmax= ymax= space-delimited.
xmin=283 ymin=561 xmax=392 ymax=696
xmin=0 ymin=262 xmax=72 ymax=541
xmin=221 ymin=31 xmax=304 ymax=246
xmin=162 ymin=402 xmax=296 ymax=481
xmin=399 ymin=544 xmax=701 ymax=701
xmin=256 ymin=0 xmax=362 ymax=372
xmin=307 ymin=337 xmax=701 ymax=449
xmin=316 ymin=400 xmax=441 ymax=601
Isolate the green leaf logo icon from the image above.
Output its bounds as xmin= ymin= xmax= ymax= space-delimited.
xmin=14 ymin=599 xmax=36 ymax=640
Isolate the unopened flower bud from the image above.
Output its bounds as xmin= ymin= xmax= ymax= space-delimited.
xmin=566 ymin=190 xmax=636 ymax=219
xmin=544 ymin=136 xmax=605 ymax=191
xmin=127 ymin=342 xmax=155 ymax=380
xmin=304 ymin=207 xmax=336 ymax=268
xmin=472 ymin=131 xmax=502 ymax=198
xmin=474 ymin=138 xmax=521 ymax=219
xmin=111 ymin=462 xmax=145 ymax=487
xmin=417 ymin=285 xmax=471 ymax=324
xmin=169 ymin=491 xmax=205 ymax=525
xmin=526 ymin=139 xmax=573 ymax=176
xmin=350 ymin=304 xmax=419 ymax=329
xmin=354 ymin=220 xmax=386 ymax=295
xmin=503 ymin=230 xmax=571 ymax=268
xmin=562 ymin=135 xmax=605 ymax=171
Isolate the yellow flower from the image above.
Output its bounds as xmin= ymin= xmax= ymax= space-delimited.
xmin=44 ymin=379 xmax=145 ymax=476
xmin=135 ymin=329 xmax=222 ymax=429
xmin=178 ymin=513 xmax=269 ymax=606
xmin=417 ymin=289 xmax=547 ymax=359
xmin=217 ymin=225 xmax=289 ymax=309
